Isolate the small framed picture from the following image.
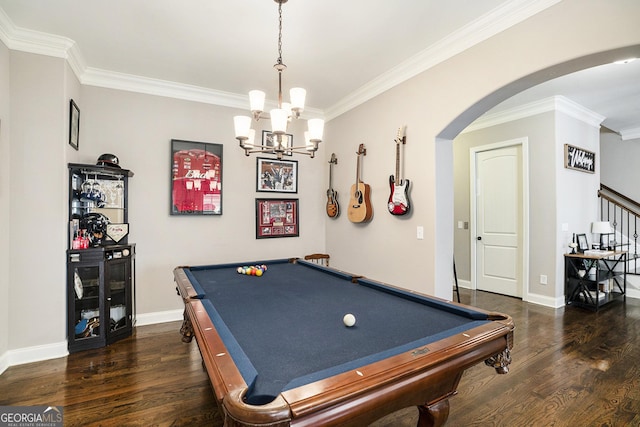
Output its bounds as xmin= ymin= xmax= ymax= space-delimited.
xmin=262 ymin=131 xmax=293 ymax=156
xmin=256 ymin=198 xmax=299 ymax=238
xmin=256 ymin=157 xmax=298 ymax=193
xmin=69 ymin=99 xmax=80 ymax=150
xmin=576 ymin=233 xmax=589 ymax=252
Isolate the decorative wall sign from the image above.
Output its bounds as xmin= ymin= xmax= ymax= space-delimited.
xmin=564 ymin=144 xmax=595 ymax=173
xmin=256 ymin=198 xmax=299 ymax=238
xmin=69 ymin=99 xmax=80 ymax=150
xmin=171 ymin=139 xmax=223 ymax=215
xmin=256 ymin=157 xmax=298 ymax=193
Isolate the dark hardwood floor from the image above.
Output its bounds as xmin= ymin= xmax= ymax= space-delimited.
xmin=1 ymin=290 xmax=639 ymax=426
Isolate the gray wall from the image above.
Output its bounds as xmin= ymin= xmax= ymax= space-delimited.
xmin=454 ymin=108 xmax=601 ymax=305
xmin=0 ymin=36 xmax=9 ymax=366
xmin=9 ymin=52 xmax=68 ymax=354
xmin=454 ymin=113 xmax=556 ymax=296
xmin=600 ymin=131 xmax=640 ymax=202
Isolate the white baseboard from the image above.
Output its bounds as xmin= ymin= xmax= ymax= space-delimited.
xmin=0 ymin=351 xmax=8 ymax=375
xmin=626 ymin=288 xmax=640 ymax=299
xmin=3 ymin=341 xmax=68 ymax=372
xmin=0 ymin=309 xmax=184 ymax=375
xmin=135 ymin=309 xmax=183 ymax=327
xmin=457 ymin=280 xmax=562 ymax=307
xmin=525 ymin=292 xmax=564 ymax=308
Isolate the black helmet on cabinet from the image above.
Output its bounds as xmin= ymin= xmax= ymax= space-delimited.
xmin=97 ymin=153 xmax=120 ymax=168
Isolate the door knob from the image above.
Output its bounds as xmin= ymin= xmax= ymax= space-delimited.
xmin=477 ymin=236 xmax=482 ymax=241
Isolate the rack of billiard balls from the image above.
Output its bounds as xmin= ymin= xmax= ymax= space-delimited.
xmin=237 ymin=264 xmax=268 ymax=277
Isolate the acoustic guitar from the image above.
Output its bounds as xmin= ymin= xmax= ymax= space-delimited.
xmin=326 ymin=153 xmax=339 ymax=218
xmin=347 ymin=144 xmax=373 ymax=223
xmin=388 ymin=127 xmax=410 ymax=215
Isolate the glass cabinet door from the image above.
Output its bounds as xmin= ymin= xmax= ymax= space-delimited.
xmin=72 ymin=265 xmax=103 ymax=341
xmin=106 ymin=259 xmax=130 ymax=336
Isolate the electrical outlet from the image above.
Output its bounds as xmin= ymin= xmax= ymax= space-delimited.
xmin=540 ymin=274 xmax=548 ymax=285
xmin=417 ymin=226 xmax=424 ymax=240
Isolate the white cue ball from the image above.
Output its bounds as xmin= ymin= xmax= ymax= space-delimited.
xmin=343 ymin=313 xmax=356 ymax=327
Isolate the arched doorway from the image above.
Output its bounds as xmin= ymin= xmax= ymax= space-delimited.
xmin=435 ymin=45 xmax=640 ymax=303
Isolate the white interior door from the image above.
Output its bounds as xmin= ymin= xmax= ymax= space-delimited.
xmin=474 ymin=145 xmax=523 ymax=297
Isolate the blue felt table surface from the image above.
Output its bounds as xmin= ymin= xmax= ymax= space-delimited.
xmin=187 ymin=260 xmax=489 ymax=404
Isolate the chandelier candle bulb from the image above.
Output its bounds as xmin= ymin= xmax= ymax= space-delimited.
xmin=233 ymin=116 xmax=252 ymax=140
xmin=308 ymin=119 xmax=325 ymax=142
xmin=270 ymin=109 xmax=288 ymax=134
xmin=249 ymin=90 xmax=266 ymax=116
xmin=290 ymin=88 xmax=306 ymax=114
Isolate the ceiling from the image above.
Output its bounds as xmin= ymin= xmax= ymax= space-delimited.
xmin=0 ymin=0 xmax=638 ymax=137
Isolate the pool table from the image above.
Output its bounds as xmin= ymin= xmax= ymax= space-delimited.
xmin=174 ymin=258 xmax=514 ymax=427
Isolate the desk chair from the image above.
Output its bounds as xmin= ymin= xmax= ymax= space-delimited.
xmin=304 ymin=253 xmax=330 ymax=267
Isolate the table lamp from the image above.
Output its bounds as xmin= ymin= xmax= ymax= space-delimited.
xmin=591 ymin=221 xmax=612 ymax=250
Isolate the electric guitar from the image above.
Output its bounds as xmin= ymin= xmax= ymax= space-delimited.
xmin=388 ymin=127 xmax=410 ymax=215
xmin=326 ymin=153 xmax=339 ymax=218
xmin=347 ymin=144 xmax=373 ymax=223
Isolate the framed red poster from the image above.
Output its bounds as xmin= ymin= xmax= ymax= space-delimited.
xmin=171 ymin=139 xmax=223 ymax=215
xmin=256 ymin=198 xmax=299 ymax=238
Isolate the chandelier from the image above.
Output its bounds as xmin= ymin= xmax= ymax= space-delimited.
xmin=233 ymin=0 xmax=324 ymax=160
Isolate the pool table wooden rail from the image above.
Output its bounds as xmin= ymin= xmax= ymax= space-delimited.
xmin=186 ymin=298 xmax=513 ymax=427
xmin=176 ymin=261 xmax=514 ymax=427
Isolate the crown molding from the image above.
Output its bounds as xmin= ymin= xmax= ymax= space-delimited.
xmin=324 ymin=0 xmax=561 ymax=121
xmin=462 ymin=96 xmax=605 ymax=134
xmin=0 ymin=0 xmax=559 ymax=121
xmin=620 ymin=127 xmax=640 ymax=141
xmin=0 ymin=7 xmax=73 ymax=58
xmin=555 ymin=96 xmax=605 ymax=127
xmin=80 ymin=67 xmax=325 ymax=118
xmin=81 ymin=67 xmax=249 ymax=109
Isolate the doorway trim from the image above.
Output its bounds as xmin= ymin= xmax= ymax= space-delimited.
xmin=469 ymin=137 xmax=530 ymax=301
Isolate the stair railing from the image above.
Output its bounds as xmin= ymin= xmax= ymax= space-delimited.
xmin=598 ymin=184 xmax=640 ymax=274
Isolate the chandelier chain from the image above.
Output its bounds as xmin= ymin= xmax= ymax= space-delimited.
xmin=277 ymin=1 xmax=283 ymax=66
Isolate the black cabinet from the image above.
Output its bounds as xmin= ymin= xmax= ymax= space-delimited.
xmin=67 ymin=163 xmax=135 ymax=353
xmin=564 ymin=251 xmax=627 ymax=311
xmin=67 ymin=245 xmax=135 ymax=352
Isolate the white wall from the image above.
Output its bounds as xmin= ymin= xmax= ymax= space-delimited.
xmin=0 ymin=35 xmax=10 ymax=372
xmin=555 ymin=110 xmax=602 ymax=302
xmin=8 ymin=52 xmax=68 ymax=357
xmin=600 ymin=131 xmax=640 ymax=201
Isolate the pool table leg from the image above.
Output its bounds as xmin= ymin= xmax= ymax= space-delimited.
xmin=417 ymin=399 xmax=450 ymax=427
xmin=180 ymin=308 xmax=194 ymax=343
xmin=484 ymin=348 xmax=512 ymax=374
